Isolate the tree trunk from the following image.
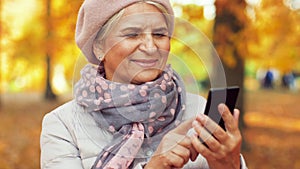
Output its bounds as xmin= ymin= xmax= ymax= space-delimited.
xmin=44 ymin=55 xmax=56 ymax=100
xmin=213 ymin=0 xmax=247 ymax=149
xmin=44 ymin=0 xmax=56 ymax=100
xmin=222 ymin=50 xmax=245 ymax=128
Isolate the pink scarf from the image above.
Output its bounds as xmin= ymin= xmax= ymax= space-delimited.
xmin=74 ymin=63 xmax=186 ymax=169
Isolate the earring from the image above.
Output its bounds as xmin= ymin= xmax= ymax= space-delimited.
xmin=98 ymin=55 xmax=104 ymax=61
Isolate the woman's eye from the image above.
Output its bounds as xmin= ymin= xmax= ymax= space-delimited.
xmin=125 ymin=33 xmax=139 ymax=38
xmin=153 ymin=33 xmax=167 ymax=38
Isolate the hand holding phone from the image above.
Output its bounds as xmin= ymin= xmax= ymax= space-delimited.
xmin=203 ymin=86 xmax=240 ymax=131
xmin=198 ymin=86 xmax=240 ymax=146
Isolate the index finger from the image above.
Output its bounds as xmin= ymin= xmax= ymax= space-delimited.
xmin=218 ymin=104 xmax=239 ymax=132
xmin=171 ymin=118 xmax=194 ymax=135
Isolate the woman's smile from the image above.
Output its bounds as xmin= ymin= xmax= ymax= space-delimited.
xmin=130 ymin=58 xmax=159 ymax=68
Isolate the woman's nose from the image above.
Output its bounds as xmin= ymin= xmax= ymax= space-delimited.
xmin=139 ymin=33 xmax=157 ymax=54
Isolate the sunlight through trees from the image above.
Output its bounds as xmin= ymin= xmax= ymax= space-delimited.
xmin=0 ymin=0 xmax=299 ymax=95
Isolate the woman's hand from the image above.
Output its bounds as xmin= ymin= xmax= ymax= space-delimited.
xmin=145 ymin=119 xmax=198 ymax=169
xmin=191 ymin=103 xmax=242 ymax=169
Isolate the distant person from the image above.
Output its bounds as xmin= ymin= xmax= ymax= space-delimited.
xmin=263 ymin=70 xmax=274 ymax=89
xmin=40 ymin=0 xmax=248 ymax=168
xmin=282 ymin=71 xmax=296 ymax=90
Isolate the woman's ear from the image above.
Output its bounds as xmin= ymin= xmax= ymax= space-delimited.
xmin=93 ymin=40 xmax=105 ymax=61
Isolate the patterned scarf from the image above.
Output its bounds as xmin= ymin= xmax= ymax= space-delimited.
xmin=74 ymin=63 xmax=186 ymax=169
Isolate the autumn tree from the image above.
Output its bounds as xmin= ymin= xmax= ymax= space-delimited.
xmin=214 ymin=0 xmax=248 ymax=129
xmin=3 ymin=1 xmax=47 ymax=93
xmin=44 ymin=0 xmax=83 ymax=99
xmin=213 ymin=0 xmax=300 ymax=145
xmin=170 ymin=4 xmax=215 ymax=94
xmin=45 ymin=0 xmax=56 ymax=100
xmin=246 ymin=0 xmax=300 ymax=72
xmin=4 ymin=0 xmax=82 ymax=99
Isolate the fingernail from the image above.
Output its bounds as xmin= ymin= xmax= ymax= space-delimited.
xmin=218 ymin=103 xmax=226 ymax=114
xmin=192 ymin=120 xmax=198 ymax=127
xmin=198 ymin=113 xmax=205 ymax=122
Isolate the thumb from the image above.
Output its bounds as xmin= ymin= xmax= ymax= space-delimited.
xmin=171 ymin=118 xmax=194 ymax=135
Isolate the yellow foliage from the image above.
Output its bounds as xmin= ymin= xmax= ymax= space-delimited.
xmin=1 ymin=0 xmax=300 ymax=93
xmin=1 ymin=0 xmax=82 ymax=93
xmin=244 ymin=0 xmax=300 ymax=71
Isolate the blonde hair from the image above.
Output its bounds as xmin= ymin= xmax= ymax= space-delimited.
xmin=94 ymin=1 xmax=172 ymax=46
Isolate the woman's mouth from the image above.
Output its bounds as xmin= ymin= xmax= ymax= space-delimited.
xmin=131 ymin=59 xmax=158 ymax=68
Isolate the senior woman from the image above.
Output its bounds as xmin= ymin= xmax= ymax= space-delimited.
xmin=40 ymin=0 xmax=247 ymax=169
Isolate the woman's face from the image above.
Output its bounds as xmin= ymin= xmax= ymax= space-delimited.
xmin=94 ymin=3 xmax=170 ymax=84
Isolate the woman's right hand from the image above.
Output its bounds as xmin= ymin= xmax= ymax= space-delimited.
xmin=144 ymin=119 xmax=198 ymax=169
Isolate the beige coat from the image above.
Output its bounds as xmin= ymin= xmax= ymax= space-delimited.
xmin=40 ymin=93 xmax=247 ymax=169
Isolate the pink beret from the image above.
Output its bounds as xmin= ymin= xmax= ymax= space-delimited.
xmin=75 ymin=0 xmax=174 ymax=65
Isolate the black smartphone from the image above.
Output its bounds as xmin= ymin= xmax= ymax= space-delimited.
xmin=199 ymin=86 xmax=240 ymax=147
xmin=203 ymin=86 xmax=240 ymax=131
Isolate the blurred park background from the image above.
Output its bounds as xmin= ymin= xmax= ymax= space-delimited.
xmin=0 ymin=0 xmax=300 ymax=168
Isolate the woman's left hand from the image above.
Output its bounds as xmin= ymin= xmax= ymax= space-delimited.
xmin=191 ymin=103 xmax=242 ymax=169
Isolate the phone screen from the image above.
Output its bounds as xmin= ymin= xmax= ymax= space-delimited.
xmin=203 ymin=86 xmax=240 ymax=131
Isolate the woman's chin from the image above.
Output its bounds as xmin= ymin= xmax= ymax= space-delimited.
xmin=131 ymin=69 xmax=162 ymax=84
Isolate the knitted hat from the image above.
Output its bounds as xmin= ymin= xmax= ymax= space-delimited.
xmin=75 ymin=0 xmax=174 ymax=65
